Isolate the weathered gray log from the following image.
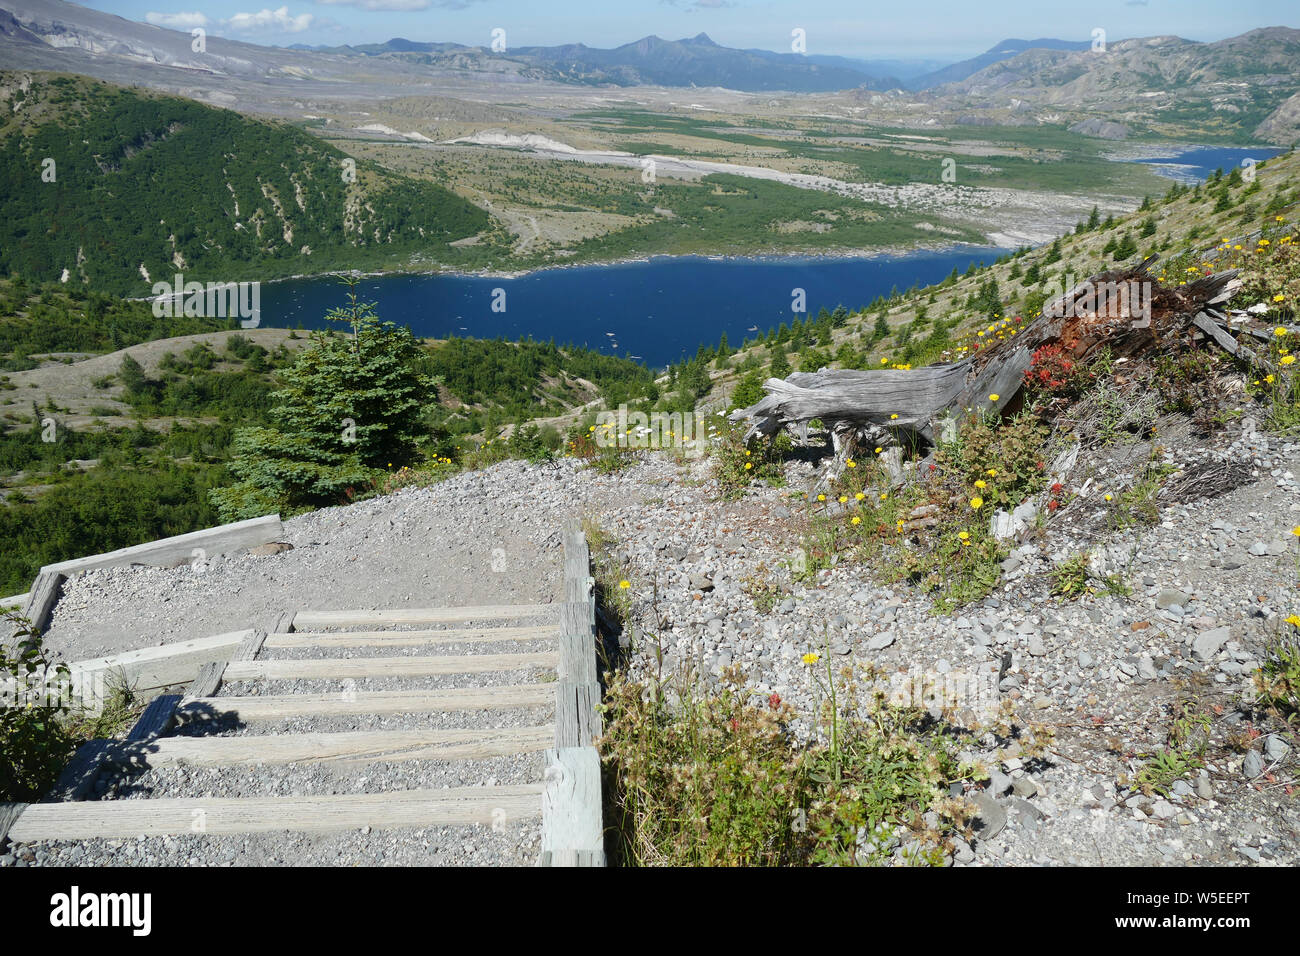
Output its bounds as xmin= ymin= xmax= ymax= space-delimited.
xmin=730 ymin=259 xmax=1242 ymax=452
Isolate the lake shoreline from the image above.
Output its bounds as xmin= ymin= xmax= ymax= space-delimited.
xmin=256 ymin=239 xmax=1014 ymax=288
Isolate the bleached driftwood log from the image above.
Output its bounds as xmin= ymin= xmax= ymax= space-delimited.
xmin=730 ymin=258 xmax=1243 ymax=468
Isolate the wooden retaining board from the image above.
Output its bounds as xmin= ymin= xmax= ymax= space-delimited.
xmin=264 ymin=625 xmax=555 ymax=649
xmin=291 ymin=604 xmax=557 ymax=629
xmin=7 ymin=785 xmax=545 ymax=841
xmin=222 ymin=651 xmax=557 ymax=681
xmin=40 ymin=515 xmax=282 ymax=577
xmin=177 ymin=684 xmax=554 ymax=721
xmin=19 ymin=571 xmax=64 ymax=635
xmin=541 ymin=520 xmax=605 ymax=866
xmin=56 ymin=630 xmax=253 ymax=714
xmin=541 ymin=747 xmax=604 ymax=865
xmin=109 ymin=726 xmax=555 ymax=768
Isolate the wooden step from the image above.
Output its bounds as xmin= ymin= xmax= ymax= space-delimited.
xmin=292 ymin=604 xmax=556 ymax=630
xmin=222 ymin=652 xmax=557 ymax=682
xmin=110 ymin=726 xmax=554 ymax=768
xmin=177 ymin=684 xmax=554 ymax=721
xmin=265 ymin=625 xmax=555 ymax=649
xmin=7 ymin=785 xmax=544 ymax=841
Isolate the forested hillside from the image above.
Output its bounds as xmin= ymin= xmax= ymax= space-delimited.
xmin=0 ymin=72 xmax=489 ymax=294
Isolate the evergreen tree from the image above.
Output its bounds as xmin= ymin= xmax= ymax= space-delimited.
xmin=729 ymin=368 xmax=765 ymax=410
xmin=872 ymin=311 xmax=890 ymax=342
xmin=210 ymin=281 xmax=437 ymax=521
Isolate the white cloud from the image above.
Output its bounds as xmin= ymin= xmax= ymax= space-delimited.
xmin=145 ymin=11 xmax=212 ymax=29
xmin=314 ymin=0 xmax=479 ymax=10
xmin=223 ymin=6 xmax=316 ymax=34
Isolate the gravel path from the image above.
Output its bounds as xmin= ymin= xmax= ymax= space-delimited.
xmin=8 ymin=422 xmax=1300 ymax=866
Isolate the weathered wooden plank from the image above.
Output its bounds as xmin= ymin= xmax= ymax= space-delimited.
xmin=222 ymin=651 xmax=557 ymax=682
xmin=1192 ymin=311 xmax=1241 ymax=356
xmin=542 ymin=849 xmax=603 ymax=866
xmin=50 ymin=630 xmax=251 ymax=715
xmin=7 ymin=785 xmax=545 ymax=841
xmin=40 ymin=515 xmax=282 ymax=577
xmin=270 ymin=610 xmax=296 ymax=634
xmin=540 ymin=747 xmax=605 ymax=866
xmin=264 ymin=625 xmax=556 ymax=649
xmin=109 ymin=726 xmax=555 ymax=769
xmin=19 ymin=571 xmax=64 ymax=635
xmin=185 ymin=662 xmax=226 ymax=700
xmin=292 ymin=604 xmax=557 ymax=629
xmin=46 ymin=739 xmax=115 ymax=801
xmin=177 ymin=684 xmax=554 ymax=721
xmin=553 ymin=680 xmax=602 ymax=749
xmin=563 ymin=519 xmax=593 ymax=605
xmin=558 ymin=601 xmax=597 ymax=685
xmin=127 ymin=693 xmax=183 ymax=742
xmin=231 ymin=628 xmax=268 ymax=663
xmin=0 ymin=803 xmax=29 ymax=847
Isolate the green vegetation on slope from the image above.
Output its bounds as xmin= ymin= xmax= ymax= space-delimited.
xmin=0 ymin=276 xmax=237 ymax=371
xmin=0 ymin=72 xmax=489 ymax=294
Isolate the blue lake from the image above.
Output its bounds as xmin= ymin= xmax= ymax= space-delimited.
xmin=259 ymin=247 xmax=1008 ymax=368
xmin=1126 ymin=145 xmax=1285 ymax=183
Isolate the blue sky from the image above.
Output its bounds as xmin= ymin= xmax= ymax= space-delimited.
xmin=84 ymin=0 xmax=1299 ymax=59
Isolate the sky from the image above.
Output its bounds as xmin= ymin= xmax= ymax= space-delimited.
xmin=82 ymin=0 xmax=1299 ymax=59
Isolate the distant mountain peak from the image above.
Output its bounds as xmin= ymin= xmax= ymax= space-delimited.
xmin=685 ymin=33 xmax=717 ymax=46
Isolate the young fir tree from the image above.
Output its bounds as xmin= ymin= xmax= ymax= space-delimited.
xmin=769 ymin=347 xmax=792 ymax=379
xmin=210 ymin=278 xmax=437 ymax=521
xmin=872 ymin=310 xmax=890 ymax=342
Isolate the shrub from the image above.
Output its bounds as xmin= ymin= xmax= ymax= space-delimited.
xmin=599 ymin=663 xmax=983 ymax=867
xmin=712 ymin=423 xmax=787 ymax=499
xmin=1254 ymin=624 xmax=1300 ymax=729
xmin=1023 ymin=343 xmax=1093 ymax=398
xmin=1 ymin=612 xmax=76 ymax=801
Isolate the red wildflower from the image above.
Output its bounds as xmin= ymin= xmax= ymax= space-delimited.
xmin=1047 ymin=500 xmax=1059 ymax=512
xmin=1050 ymin=482 xmax=1063 ymax=494
xmin=768 ymin=693 xmax=782 ymax=710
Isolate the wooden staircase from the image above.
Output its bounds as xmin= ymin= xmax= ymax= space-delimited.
xmin=3 ymin=524 xmax=604 ymax=865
